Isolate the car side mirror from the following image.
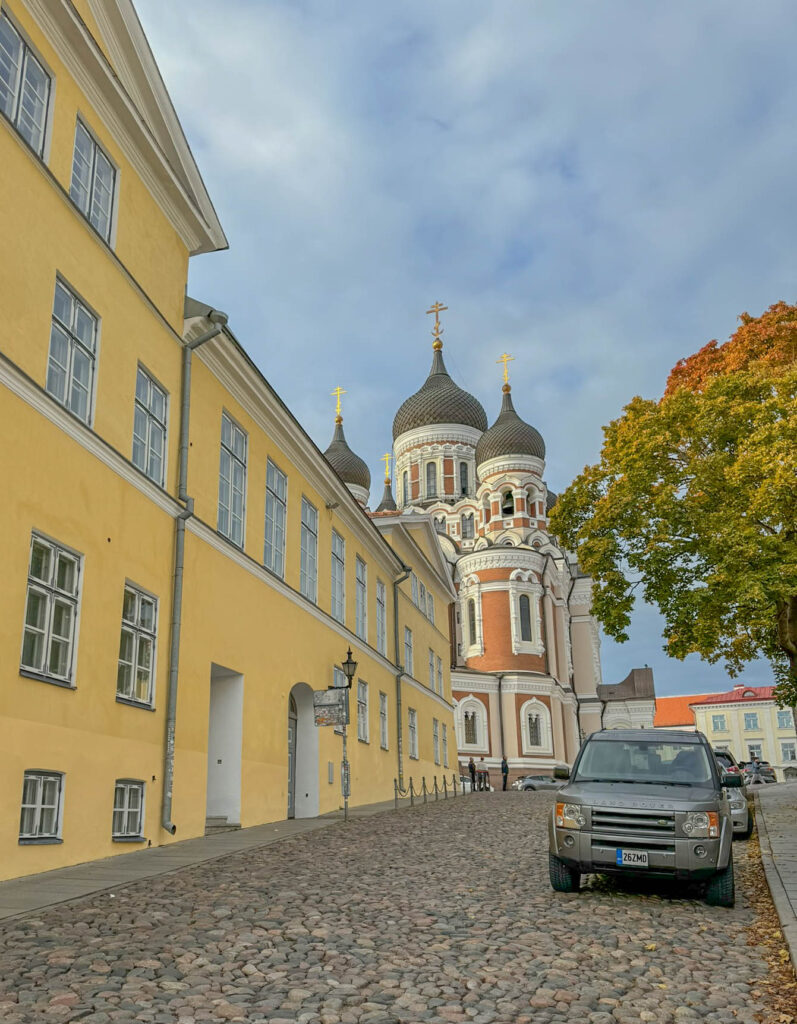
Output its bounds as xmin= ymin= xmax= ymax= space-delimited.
xmin=553 ymin=766 xmax=570 ymax=780
xmin=723 ymin=772 xmax=743 ymax=788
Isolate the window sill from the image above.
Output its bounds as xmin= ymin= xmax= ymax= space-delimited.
xmin=20 ymin=669 xmax=75 ymax=689
xmin=358 ymin=737 xmax=369 ymax=745
xmin=112 ymin=835 xmax=147 ymax=843
xmin=116 ymin=696 xmax=155 ymax=712
xmin=409 ymin=754 xmax=419 ymax=760
xmin=380 ymin=744 xmax=389 ymax=752
xmin=19 ymin=836 xmax=63 ymax=845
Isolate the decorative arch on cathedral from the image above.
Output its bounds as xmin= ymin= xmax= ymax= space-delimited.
xmin=519 ymin=697 xmax=553 ymax=756
xmin=456 ymin=696 xmax=488 ymax=752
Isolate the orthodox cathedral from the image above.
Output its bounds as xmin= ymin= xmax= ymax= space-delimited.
xmin=323 ymin=305 xmax=622 ymax=783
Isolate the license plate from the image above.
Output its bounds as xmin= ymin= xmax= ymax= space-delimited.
xmin=616 ymin=848 xmax=649 ymax=867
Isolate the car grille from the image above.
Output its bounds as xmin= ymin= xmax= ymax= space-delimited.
xmin=591 ymin=808 xmax=676 ymax=838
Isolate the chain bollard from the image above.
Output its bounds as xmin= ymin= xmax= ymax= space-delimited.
xmin=433 ymin=777 xmax=439 ymax=801
xmin=443 ymin=776 xmax=448 ymax=799
xmin=452 ymin=773 xmax=458 ymax=797
xmin=422 ymin=777 xmax=428 ymax=804
xmin=409 ymin=778 xmax=415 ymax=807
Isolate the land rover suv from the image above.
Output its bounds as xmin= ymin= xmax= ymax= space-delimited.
xmin=548 ymin=729 xmax=741 ymax=907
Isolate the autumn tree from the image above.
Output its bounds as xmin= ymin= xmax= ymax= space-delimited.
xmin=551 ymin=302 xmax=797 ymax=705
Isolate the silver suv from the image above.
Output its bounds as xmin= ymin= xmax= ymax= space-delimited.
xmin=548 ymin=729 xmax=741 ymax=907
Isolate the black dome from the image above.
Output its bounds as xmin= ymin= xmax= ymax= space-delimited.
xmin=392 ymin=347 xmax=487 ymax=440
xmin=475 ymin=387 xmax=545 ymax=466
xmin=375 ymin=480 xmax=398 ymax=513
xmin=546 ymin=490 xmax=558 ymax=512
xmin=324 ymin=420 xmax=371 ymax=491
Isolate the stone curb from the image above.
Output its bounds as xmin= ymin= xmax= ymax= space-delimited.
xmin=754 ymin=792 xmax=797 ymax=972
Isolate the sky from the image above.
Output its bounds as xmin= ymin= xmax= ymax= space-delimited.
xmin=135 ymin=0 xmax=797 ymax=697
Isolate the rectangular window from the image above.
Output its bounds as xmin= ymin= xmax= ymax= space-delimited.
xmin=711 ymin=714 xmax=726 ymax=732
xmin=333 ymin=666 xmax=346 ymax=689
xmin=461 ymin=514 xmax=474 ymax=539
xmin=411 ymin=573 xmax=419 ymax=606
xmin=132 ymin=366 xmax=167 ymax=486
xmin=112 ymin=780 xmax=144 ymax=839
xmin=70 ymin=120 xmax=116 ymax=242
xmin=408 ymin=708 xmax=418 ymax=759
xmin=436 ymin=655 xmax=443 ymax=697
xmin=264 ymin=458 xmax=287 ymax=576
xmin=357 ymin=680 xmax=369 ymax=743
xmin=300 ymin=497 xmax=318 ymax=602
xmin=442 ymin=723 xmax=448 ymax=767
xmin=777 ymin=709 xmax=794 ymax=730
xmin=21 ymin=534 xmax=80 ymax=683
xmin=116 ymin=585 xmax=157 ymax=706
xmin=355 ymin=556 xmax=367 ymax=640
xmin=428 ymin=593 xmax=435 ymax=625
xmin=426 ymin=462 xmax=437 ymax=498
xmin=419 ymin=581 xmax=427 ymax=617
xmin=0 ymin=12 xmax=50 ymax=156
xmin=748 ymin=743 xmax=763 ymax=760
xmin=428 ymin=648 xmax=435 ymax=690
xmin=379 ymin=691 xmax=388 ymax=749
xmin=376 ymin=580 xmax=387 ymax=656
xmin=19 ymin=770 xmax=63 ymax=840
xmin=331 ymin=529 xmax=345 ymax=623
xmin=744 ymin=712 xmax=759 ymax=731
xmin=218 ymin=412 xmax=246 ymax=547
xmin=46 ymin=279 xmax=98 ymax=424
xmin=781 ymin=741 xmax=796 ymax=762
xmin=404 ymin=627 xmax=414 ymax=677
xmin=433 ymin=718 xmax=440 ymax=765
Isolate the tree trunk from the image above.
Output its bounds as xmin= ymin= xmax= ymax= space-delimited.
xmin=775 ymin=595 xmax=797 ymax=691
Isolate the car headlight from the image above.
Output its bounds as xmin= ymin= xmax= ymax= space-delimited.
xmin=728 ymin=792 xmax=747 ymax=810
xmin=682 ymin=811 xmax=719 ymax=838
xmin=555 ymin=802 xmax=586 ymax=829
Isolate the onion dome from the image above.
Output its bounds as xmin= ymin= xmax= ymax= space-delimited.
xmin=324 ymin=417 xmax=371 ymax=502
xmin=375 ymin=477 xmax=398 ymax=513
xmin=475 ymin=384 xmax=546 ymax=466
xmin=392 ymin=344 xmax=487 ymax=440
xmin=546 ymin=490 xmax=558 ymax=512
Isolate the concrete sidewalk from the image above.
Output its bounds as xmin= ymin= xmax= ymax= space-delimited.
xmin=755 ymin=783 xmax=797 ymax=969
xmin=0 ymin=797 xmax=409 ymax=921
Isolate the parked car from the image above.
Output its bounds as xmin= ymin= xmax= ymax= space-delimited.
xmin=739 ymin=760 xmax=777 ymax=784
xmin=548 ymin=729 xmax=741 ymax=906
xmin=714 ymin=751 xmax=752 ymax=839
xmin=513 ymin=774 xmax=567 ymax=791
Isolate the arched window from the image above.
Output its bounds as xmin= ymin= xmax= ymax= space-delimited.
xmin=402 ymin=471 xmax=409 ymax=506
xmin=459 ymin=462 xmax=468 ymax=495
xmin=426 ymin=462 xmax=437 ymax=498
xmin=527 ymin=489 xmax=537 ymax=517
xmin=461 ymin=513 xmax=474 ymax=539
xmin=519 ymin=698 xmax=553 ymax=754
xmin=434 ymin=516 xmax=446 ymax=533
xmin=502 ymin=490 xmax=514 ymax=516
xmin=483 ymin=499 xmax=491 ymax=523
xmin=519 ymin=594 xmax=532 ymax=642
xmin=467 ymin=598 xmax=477 ymax=647
xmin=464 ymin=710 xmax=477 ymax=745
xmin=528 ymin=711 xmax=541 ymax=747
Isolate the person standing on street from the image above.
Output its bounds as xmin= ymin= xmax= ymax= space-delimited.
xmin=478 ymin=756 xmax=489 ymax=791
xmin=468 ymin=756 xmax=476 ymax=793
xmin=501 ymin=755 xmax=509 ymax=791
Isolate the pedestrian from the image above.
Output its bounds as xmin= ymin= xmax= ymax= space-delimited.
xmin=468 ymin=756 xmax=476 ymax=793
xmin=501 ymin=755 xmax=509 ymax=791
xmin=478 ymin=756 xmax=489 ymax=791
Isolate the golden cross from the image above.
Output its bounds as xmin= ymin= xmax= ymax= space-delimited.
xmin=497 ymin=352 xmax=515 ymax=385
xmin=331 ymin=386 xmax=346 ymax=418
xmin=426 ymin=301 xmax=448 ymax=340
xmin=382 ymin=452 xmax=392 ymax=482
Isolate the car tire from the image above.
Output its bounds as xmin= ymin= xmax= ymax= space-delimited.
xmin=549 ymin=853 xmax=580 ymax=893
xmin=705 ymin=857 xmax=735 ymax=907
xmin=522 ymin=785 xmax=536 ymax=791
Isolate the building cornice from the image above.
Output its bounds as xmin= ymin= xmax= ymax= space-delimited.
xmin=394 ymin=423 xmax=482 ymax=459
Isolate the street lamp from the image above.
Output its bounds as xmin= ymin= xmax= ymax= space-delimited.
xmin=339 ymin=648 xmax=358 ymax=820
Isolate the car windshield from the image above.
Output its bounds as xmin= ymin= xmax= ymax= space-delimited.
xmin=575 ymin=739 xmax=715 ymax=786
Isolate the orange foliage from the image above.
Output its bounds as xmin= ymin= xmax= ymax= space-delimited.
xmin=665 ymin=301 xmax=797 ymax=396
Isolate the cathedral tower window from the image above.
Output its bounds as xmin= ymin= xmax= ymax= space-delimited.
xmin=501 ymin=490 xmax=514 ymax=516
xmin=467 ymin=598 xmax=477 ymax=646
xmin=402 ymin=471 xmax=409 ymax=506
xmin=459 ymin=462 xmax=468 ymax=495
xmin=528 ymin=712 xmax=541 ymax=747
xmin=426 ymin=462 xmax=437 ymax=498
xmin=464 ymin=711 xmax=477 ymax=745
xmin=461 ymin=513 xmax=474 ymax=539
xmin=519 ymin=594 xmax=532 ymax=642
xmin=434 ymin=516 xmax=446 ymax=533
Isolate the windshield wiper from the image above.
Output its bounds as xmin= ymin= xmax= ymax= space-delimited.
xmin=577 ymin=777 xmax=637 ymax=784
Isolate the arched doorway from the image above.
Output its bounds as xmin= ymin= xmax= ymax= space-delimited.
xmin=287 ymin=682 xmax=319 ymax=819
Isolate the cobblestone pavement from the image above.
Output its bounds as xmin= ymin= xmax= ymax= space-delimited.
xmin=0 ymin=793 xmax=773 ymax=1024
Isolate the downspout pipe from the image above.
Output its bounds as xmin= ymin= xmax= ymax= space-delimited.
xmin=162 ymin=309 xmax=228 ymax=835
xmin=393 ymin=561 xmax=412 ymax=790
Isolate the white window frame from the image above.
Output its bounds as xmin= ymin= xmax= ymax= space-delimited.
xmin=425 ymin=461 xmax=437 ymax=499
xmin=456 ymin=696 xmax=487 ymax=753
xmin=331 ymin=529 xmax=345 ymax=623
xmin=433 ymin=718 xmax=440 ymax=765
xmin=419 ymin=581 xmax=427 ymax=617
xmin=404 ymin=626 xmax=414 ymax=677
xmin=376 ymin=579 xmax=387 ymax=656
xmin=711 ymin=714 xmax=726 ymax=732
xmin=461 ymin=513 xmax=474 ymax=539
xmin=355 ymin=556 xmax=367 ymax=640
xmin=300 ymin=496 xmax=318 ymax=602
xmin=744 ymin=712 xmax=759 ymax=731
xmin=132 ymin=364 xmax=167 ymax=486
xmin=46 ymin=277 xmax=98 ymax=425
xmin=218 ymin=411 xmax=247 ymax=547
xmin=442 ymin=723 xmax=448 ymax=767
xmin=411 ymin=572 xmax=419 ymax=607
xmin=781 ymin=741 xmax=796 ymax=762
xmin=0 ymin=9 xmax=51 ymax=157
xmin=459 ymin=461 xmax=468 ymax=496
xmin=508 ymin=576 xmax=544 ymax=656
xmin=777 ymin=709 xmax=793 ymax=730
xmin=116 ymin=583 xmax=158 ymax=707
xmin=436 ymin=655 xmax=443 ymax=697
xmin=21 ymin=533 xmax=81 ymax=685
xmin=357 ymin=680 xmax=369 ymax=743
xmin=379 ymin=691 xmax=389 ymax=750
xmin=428 ymin=592 xmax=435 ymax=625
xmin=462 ymin=582 xmax=484 ymax=657
xmin=408 ymin=708 xmax=418 ymax=759
xmin=748 ymin=742 xmax=763 ymax=760
xmin=519 ymin=697 xmax=554 ymax=756
xmin=19 ymin=770 xmax=64 ymax=841
xmin=112 ymin=779 xmax=145 ymax=839
xmin=264 ymin=457 xmax=287 ymax=577
xmin=428 ymin=648 xmax=435 ymax=690
xmin=70 ymin=118 xmax=116 ymax=243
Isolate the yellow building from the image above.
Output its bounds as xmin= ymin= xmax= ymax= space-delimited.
xmin=0 ymin=0 xmax=456 ymax=882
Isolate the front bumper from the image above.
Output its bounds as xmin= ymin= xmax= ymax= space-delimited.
xmin=730 ymin=803 xmax=750 ymax=833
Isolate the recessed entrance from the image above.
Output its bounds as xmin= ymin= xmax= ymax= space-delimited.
xmin=288 ymin=682 xmax=319 ymax=819
xmin=206 ymin=663 xmax=243 ymax=829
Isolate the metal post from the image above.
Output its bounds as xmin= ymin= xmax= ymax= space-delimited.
xmin=341 ymin=722 xmax=349 ymax=822
xmin=422 ymin=777 xmax=428 ymax=804
xmin=443 ymin=776 xmax=447 ymax=799
xmin=394 ymin=778 xmax=398 ymax=811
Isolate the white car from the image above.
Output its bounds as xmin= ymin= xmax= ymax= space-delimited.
xmin=512 ymin=774 xmax=567 ymax=791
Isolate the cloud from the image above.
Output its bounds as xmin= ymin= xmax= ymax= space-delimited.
xmin=135 ymin=0 xmax=794 ymax=694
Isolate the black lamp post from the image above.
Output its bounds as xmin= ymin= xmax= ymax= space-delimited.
xmin=341 ymin=647 xmax=358 ymax=688
xmin=339 ymin=648 xmax=358 ymax=820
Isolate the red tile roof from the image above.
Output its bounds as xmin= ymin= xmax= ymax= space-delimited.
xmin=690 ymin=685 xmax=776 ymax=706
xmin=654 ymin=695 xmax=705 ymax=727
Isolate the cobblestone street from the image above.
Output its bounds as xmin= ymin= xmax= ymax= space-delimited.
xmin=0 ymin=793 xmax=777 ymax=1024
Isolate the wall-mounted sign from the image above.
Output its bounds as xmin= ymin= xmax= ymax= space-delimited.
xmin=313 ymin=688 xmax=349 ymax=727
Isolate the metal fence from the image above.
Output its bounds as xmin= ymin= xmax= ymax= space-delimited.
xmin=393 ymin=773 xmax=463 ymax=809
